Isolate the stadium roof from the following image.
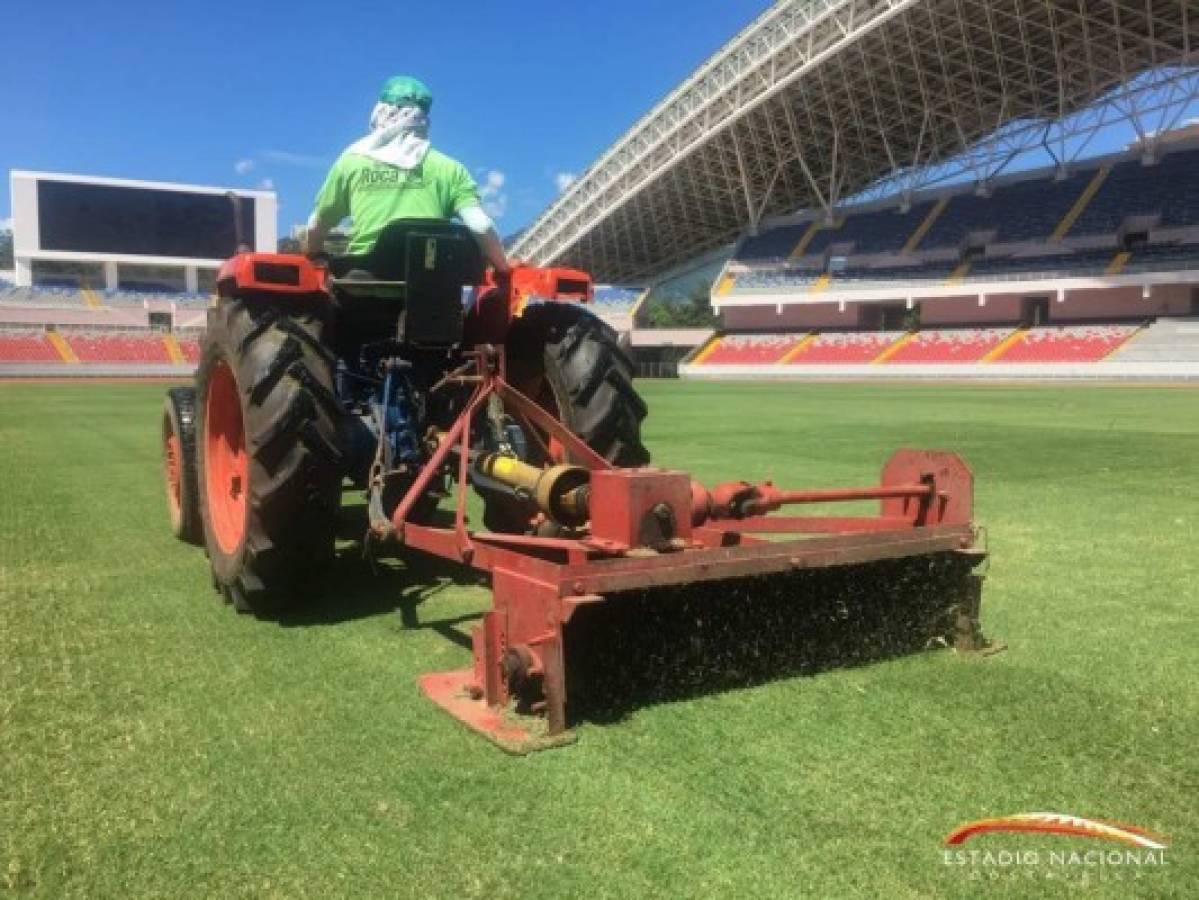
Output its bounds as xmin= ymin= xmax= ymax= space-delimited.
xmin=511 ymin=0 xmax=1198 ymax=282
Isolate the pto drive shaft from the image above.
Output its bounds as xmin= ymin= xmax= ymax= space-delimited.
xmin=472 ymin=451 xmax=936 ymax=532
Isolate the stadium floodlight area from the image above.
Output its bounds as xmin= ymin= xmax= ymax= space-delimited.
xmin=512 ymin=0 xmax=1198 ymax=283
xmin=8 ymin=171 xmax=276 ymax=290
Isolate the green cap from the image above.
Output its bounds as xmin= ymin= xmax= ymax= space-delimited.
xmin=379 ymin=75 xmax=433 ymax=112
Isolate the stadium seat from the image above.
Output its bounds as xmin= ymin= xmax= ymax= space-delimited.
xmin=66 ymin=332 xmax=173 ymax=364
xmin=0 ymin=331 xmax=62 ymax=363
xmin=1070 ymin=147 xmax=1199 ymax=236
xmin=177 ymin=339 xmax=202 ymax=364
xmin=884 ymin=327 xmax=1013 ymax=364
xmin=921 ymin=170 xmax=1095 ymax=248
xmin=737 ymin=222 xmax=811 ymax=262
xmin=787 ymin=331 xmax=903 ymax=364
xmin=700 ymin=333 xmax=804 ymax=364
xmin=733 ymin=268 xmax=822 ymax=290
xmin=803 ymin=201 xmax=937 ymax=257
xmin=993 ymin=324 xmax=1140 ymax=363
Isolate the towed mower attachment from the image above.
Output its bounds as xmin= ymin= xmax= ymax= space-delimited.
xmin=380 ymin=349 xmax=987 ymax=753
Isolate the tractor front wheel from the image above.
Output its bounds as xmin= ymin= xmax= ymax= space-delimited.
xmin=162 ymin=387 xmax=202 ymax=545
xmin=507 ymin=302 xmax=650 ymax=466
xmin=195 ymin=300 xmax=342 ymax=614
xmin=485 ymin=303 xmax=649 ymax=531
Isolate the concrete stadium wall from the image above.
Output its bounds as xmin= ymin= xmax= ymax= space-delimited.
xmin=0 ymin=363 xmax=193 ymax=378
xmin=1048 ymin=284 xmax=1192 ymax=319
xmin=0 ymin=307 xmax=150 ymax=328
xmin=723 ymin=302 xmax=862 ymax=331
xmin=721 ymin=284 xmax=1197 ymax=331
xmin=920 ymin=296 xmax=1022 ymax=324
xmin=680 ymin=361 xmax=1199 ymax=381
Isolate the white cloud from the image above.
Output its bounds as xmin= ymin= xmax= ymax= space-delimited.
xmin=479 ymin=169 xmax=508 ymax=219
xmin=0 ymin=216 xmax=12 ymax=231
xmin=258 ymin=178 xmax=275 ymax=191
xmin=554 ymin=171 xmax=578 ymax=193
xmin=262 ymin=149 xmax=326 ymax=168
xmin=234 ymin=158 xmax=255 ymax=175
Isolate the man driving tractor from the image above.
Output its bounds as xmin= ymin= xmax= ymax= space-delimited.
xmin=306 ymin=75 xmax=510 ymax=274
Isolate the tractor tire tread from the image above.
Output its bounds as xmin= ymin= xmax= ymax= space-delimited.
xmin=196 ymin=299 xmax=341 ymax=615
xmin=514 ymin=303 xmax=649 ymax=469
xmin=163 ymin=387 xmax=203 ymax=544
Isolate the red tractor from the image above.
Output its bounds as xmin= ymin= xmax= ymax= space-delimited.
xmin=163 ymin=221 xmax=987 ymax=752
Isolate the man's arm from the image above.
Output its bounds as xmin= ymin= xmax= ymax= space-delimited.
xmin=307 ymin=157 xmax=349 ymax=257
xmin=459 ymin=204 xmax=510 ymax=274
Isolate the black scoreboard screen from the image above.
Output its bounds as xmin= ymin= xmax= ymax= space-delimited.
xmin=37 ymin=180 xmax=257 ymax=259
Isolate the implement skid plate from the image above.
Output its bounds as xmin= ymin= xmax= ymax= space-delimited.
xmin=419 ymin=671 xmax=578 ymax=754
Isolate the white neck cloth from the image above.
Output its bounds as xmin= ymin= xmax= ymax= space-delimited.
xmin=345 ymin=102 xmax=431 ymax=170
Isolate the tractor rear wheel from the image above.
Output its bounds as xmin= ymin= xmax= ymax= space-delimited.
xmin=162 ymin=387 xmax=202 ymax=545
xmin=487 ymin=303 xmax=649 ymax=531
xmin=195 ymin=300 xmax=342 ymax=614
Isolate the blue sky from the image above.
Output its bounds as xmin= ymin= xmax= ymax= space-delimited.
xmin=1 ymin=0 xmax=770 ymax=236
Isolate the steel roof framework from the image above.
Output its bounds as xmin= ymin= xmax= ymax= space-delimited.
xmin=511 ymin=0 xmax=1198 ymax=282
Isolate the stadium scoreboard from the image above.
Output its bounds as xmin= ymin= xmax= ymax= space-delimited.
xmin=36 ymin=179 xmax=257 ymax=259
xmin=8 ymin=170 xmax=277 ymax=287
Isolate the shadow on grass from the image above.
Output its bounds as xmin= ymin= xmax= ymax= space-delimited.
xmin=269 ymin=502 xmax=978 ymax=730
xmin=562 ymin=554 xmax=976 ymax=727
xmin=267 ymin=504 xmax=487 ymax=634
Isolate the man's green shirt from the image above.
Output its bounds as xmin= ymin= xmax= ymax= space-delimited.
xmin=311 ymin=149 xmax=480 ymax=255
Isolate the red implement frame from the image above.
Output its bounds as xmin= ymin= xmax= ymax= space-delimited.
xmin=383 ymin=348 xmax=986 ymax=753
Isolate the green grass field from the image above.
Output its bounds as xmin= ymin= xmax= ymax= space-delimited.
xmin=2 ymin=380 xmax=1196 ymax=898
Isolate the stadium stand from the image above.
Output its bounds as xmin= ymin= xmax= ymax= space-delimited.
xmin=177 ymin=336 xmax=202 ymax=364
xmin=990 ymin=323 xmax=1141 ymax=363
xmin=724 ymin=142 xmax=1199 ymax=306
xmin=809 ymin=201 xmax=939 ymax=257
xmin=680 ymin=322 xmax=1176 ymax=376
xmin=884 ymin=327 xmax=1013 ymax=364
xmin=1122 ymin=243 xmax=1199 ymax=274
xmin=1111 ymin=317 xmax=1199 ymax=362
xmin=700 ymin=333 xmax=803 ymax=364
xmin=735 ymin=268 xmax=822 ymax=290
xmin=737 ymin=223 xmax=810 ymax=262
xmin=1069 ymin=147 xmax=1199 ymax=236
xmin=919 ymin=169 xmax=1096 ymax=248
xmin=66 ymin=332 xmax=173 ymax=364
xmin=1 ymin=285 xmax=89 ymax=307
xmin=0 ymin=329 xmax=61 ymax=363
xmin=592 ymin=285 xmax=641 ymax=315
xmin=786 ymin=331 xmax=903 ymax=364
xmin=964 ymin=249 xmax=1119 ymax=279
xmin=834 ymin=263 xmax=958 ymax=286
xmin=0 ymin=284 xmax=210 ymax=310
xmin=104 ymin=288 xmax=210 ymax=307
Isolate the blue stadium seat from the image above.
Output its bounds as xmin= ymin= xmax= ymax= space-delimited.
xmin=1070 ymin=148 xmax=1199 ymax=235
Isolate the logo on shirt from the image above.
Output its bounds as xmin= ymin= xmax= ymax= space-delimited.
xmin=360 ymin=166 xmax=425 ymax=190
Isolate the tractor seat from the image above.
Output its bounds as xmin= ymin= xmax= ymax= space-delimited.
xmin=329 ymin=218 xmax=485 ymax=283
xmin=328 ymin=218 xmax=485 ymax=344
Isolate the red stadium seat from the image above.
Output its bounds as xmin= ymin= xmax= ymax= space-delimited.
xmin=0 ymin=331 xmax=61 ymax=362
xmin=787 ymin=331 xmax=902 ymax=364
xmin=885 ymin=327 xmax=1012 ymax=363
xmin=66 ymin=332 xmax=173 ymax=364
xmin=177 ymin=340 xmax=202 ymax=364
xmin=994 ymin=324 xmax=1138 ymax=363
xmin=701 ymin=333 xmax=803 ymax=364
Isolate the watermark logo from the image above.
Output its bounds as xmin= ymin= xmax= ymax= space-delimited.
xmin=941 ymin=812 xmax=1170 ymax=882
xmin=945 ymin=812 xmax=1168 ymax=850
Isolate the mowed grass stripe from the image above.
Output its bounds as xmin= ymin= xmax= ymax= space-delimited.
xmin=1 ymin=380 xmax=1196 ymax=898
